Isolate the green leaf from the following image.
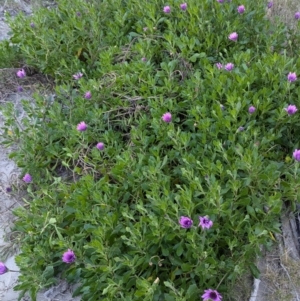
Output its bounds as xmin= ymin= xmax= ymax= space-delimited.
xmin=249 ymin=263 xmax=260 ymax=279
xmin=42 ymin=266 xmax=54 ymax=280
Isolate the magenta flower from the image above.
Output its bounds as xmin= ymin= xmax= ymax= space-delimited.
xmin=202 ymin=289 xmax=222 ymax=301
xmin=179 ymin=216 xmax=193 ymax=228
xmin=267 ymin=1 xmax=273 ymax=8
xmin=162 ymin=112 xmax=172 ymax=123
xmin=62 ymin=249 xmax=76 ymax=263
xmin=16 ymin=69 xmax=26 ymax=78
xmin=198 ymin=216 xmax=213 ymax=230
xmin=228 ymin=32 xmax=238 ymax=41
xmin=248 ymin=106 xmax=256 ymax=114
xmin=163 ymin=6 xmax=171 ymax=13
xmin=73 ymin=72 xmax=83 ymax=80
xmin=84 ymin=91 xmax=92 ymax=99
xmin=295 ymin=12 xmax=300 ymax=20
xmin=237 ymin=5 xmax=245 ymax=13
xmin=224 ymin=63 xmax=234 ymax=71
xmin=96 ymin=142 xmax=105 ymax=150
xmin=293 ymin=149 xmax=300 ymax=161
xmin=23 ymin=173 xmax=32 ymax=183
xmin=287 ymin=72 xmax=297 ymax=82
xmin=180 ymin=3 xmax=187 ymax=10
xmin=285 ymin=105 xmax=298 ymax=115
xmin=77 ymin=121 xmax=87 ymax=131
xmin=0 ymin=262 xmax=8 ymax=275
xmin=215 ymin=63 xmax=223 ymax=69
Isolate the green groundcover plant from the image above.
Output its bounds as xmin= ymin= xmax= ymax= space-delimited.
xmin=1 ymin=0 xmax=300 ymax=300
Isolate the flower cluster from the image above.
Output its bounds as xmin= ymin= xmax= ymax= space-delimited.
xmin=228 ymin=32 xmax=238 ymax=42
xmin=96 ymin=142 xmax=105 ymax=150
xmin=0 ymin=262 xmax=8 ymax=275
xmin=248 ymin=106 xmax=256 ymax=114
xmin=293 ymin=149 xmax=300 ymax=161
xmin=75 ymin=122 xmax=106 ymax=151
xmin=62 ymin=249 xmax=76 ymax=263
xmin=77 ymin=121 xmax=87 ymax=131
xmin=179 ymin=216 xmax=213 ymax=230
xmin=237 ymin=5 xmax=245 ymax=14
xmin=84 ymin=91 xmax=92 ymax=99
xmin=287 ymin=72 xmax=297 ymax=82
xmin=16 ymin=69 xmax=26 ymax=78
xmin=23 ymin=173 xmax=32 ymax=183
xmin=163 ymin=3 xmax=187 ymax=13
xmin=202 ymin=289 xmax=222 ymax=301
xmin=73 ymin=72 xmax=83 ymax=80
xmin=285 ymin=105 xmax=297 ymax=115
xmin=225 ymin=63 xmax=234 ymax=71
xmin=161 ymin=112 xmax=172 ymax=122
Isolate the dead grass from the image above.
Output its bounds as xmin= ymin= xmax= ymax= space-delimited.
xmin=0 ymin=68 xmax=54 ymax=103
xmin=260 ymin=249 xmax=300 ymax=301
xmin=267 ymin=0 xmax=300 ymax=31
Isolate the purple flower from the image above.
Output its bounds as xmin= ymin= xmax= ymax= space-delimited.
xmin=224 ymin=63 xmax=234 ymax=71
xmin=198 ymin=216 xmax=213 ymax=230
xmin=76 ymin=12 xmax=81 ymax=17
xmin=84 ymin=91 xmax=92 ymax=99
xmin=267 ymin=1 xmax=273 ymax=8
xmin=163 ymin=6 xmax=171 ymax=13
xmin=77 ymin=121 xmax=87 ymax=131
xmin=285 ymin=105 xmax=298 ymax=115
xmin=287 ymin=72 xmax=297 ymax=82
xmin=293 ymin=149 xmax=300 ymax=161
xmin=62 ymin=249 xmax=76 ymax=263
xmin=248 ymin=106 xmax=256 ymax=114
xmin=295 ymin=12 xmax=300 ymax=20
xmin=141 ymin=57 xmax=147 ymax=62
xmin=237 ymin=5 xmax=245 ymax=14
xmin=217 ymin=0 xmax=225 ymax=3
xmin=30 ymin=23 xmax=35 ymax=28
xmin=216 ymin=63 xmax=223 ymax=69
xmin=220 ymin=104 xmax=225 ymax=110
xmin=6 ymin=187 xmax=12 ymax=193
xmin=162 ymin=112 xmax=172 ymax=123
xmin=0 ymin=262 xmax=8 ymax=275
xmin=179 ymin=216 xmax=193 ymax=228
xmin=17 ymin=86 xmax=23 ymax=92
xmin=228 ymin=32 xmax=238 ymax=41
xmin=180 ymin=3 xmax=187 ymax=11
xmin=202 ymin=289 xmax=222 ymax=301
xmin=238 ymin=126 xmax=245 ymax=131
xmin=73 ymin=72 xmax=83 ymax=80
xmin=96 ymin=142 xmax=105 ymax=150
xmin=16 ymin=69 xmax=26 ymax=78
xmin=23 ymin=173 xmax=32 ymax=183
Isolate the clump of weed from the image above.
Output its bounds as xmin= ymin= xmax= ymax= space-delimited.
xmin=1 ymin=0 xmax=300 ymax=300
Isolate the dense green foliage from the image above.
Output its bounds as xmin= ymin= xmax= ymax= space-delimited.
xmin=1 ymin=0 xmax=300 ymax=300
